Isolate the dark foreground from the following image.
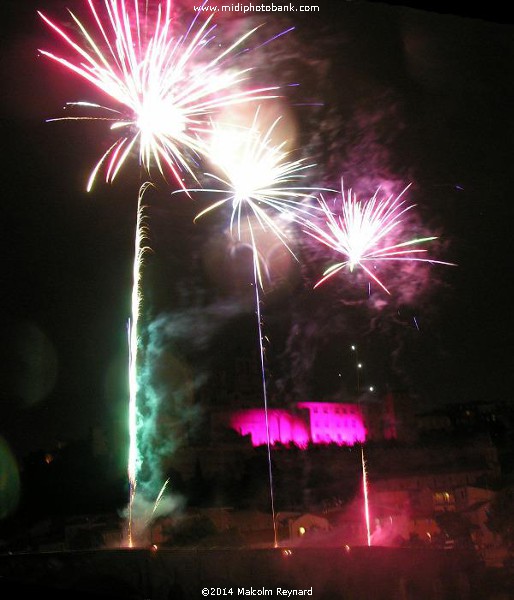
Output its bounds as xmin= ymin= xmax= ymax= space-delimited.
xmin=0 ymin=546 xmax=512 ymax=599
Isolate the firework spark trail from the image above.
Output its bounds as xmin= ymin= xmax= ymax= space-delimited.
xmin=304 ymin=180 xmax=456 ymax=295
xmin=361 ymin=446 xmax=371 ymax=547
xmin=146 ymin=477 xmax=171 ymax=524
xmin=38 ymin=1 xmax=285 ymax=546
xmin=188 ymin=110 xmax=324 ymax=547
xmin=252 ymin=251 xmax=279 ymax=547
xmin=38 ymin=0 xmax=281 ymax=192
xmin=303 ymin=180 xmax=455 ymax=547
xmin=126 ymin=182 xmax=153 ymax=547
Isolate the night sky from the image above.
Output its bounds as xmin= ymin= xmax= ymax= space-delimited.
xmin=1 ymin=0 xmax=513 ymax=461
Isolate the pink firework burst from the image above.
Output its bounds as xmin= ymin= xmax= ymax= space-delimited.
xmin=38 ymin=0 xmax=279 ymax=191
xmin=304 ymin=180 xmax=456 ymax=295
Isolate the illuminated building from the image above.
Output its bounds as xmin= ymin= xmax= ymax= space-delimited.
xmin=227 ymin=401 xmax=366 ymax=447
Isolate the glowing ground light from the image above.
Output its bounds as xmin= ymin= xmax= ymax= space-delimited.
xmin=304 ymin=181 xmax=456 ymax=294
xmin=38 ymin=0 xmax=280 ymax=192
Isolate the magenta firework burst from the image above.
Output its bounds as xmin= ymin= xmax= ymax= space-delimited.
xmin=38 ymin=0 xmax=279 ymax=192
xmin=304 ymin=181 xmax=456 ymax=295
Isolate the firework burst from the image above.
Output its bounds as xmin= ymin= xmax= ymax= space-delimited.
xmin=183 ymin=108 xmax=327 ymax=547
xmin=38 ymin=0 xmax=280 ymax=191
xmin=304 ymin=180 xmax=456 ymax=295
xmin=38 ymin=0 xmax=287 ymax=547
xmin=189 ymin=108 xmax=323 ymax=286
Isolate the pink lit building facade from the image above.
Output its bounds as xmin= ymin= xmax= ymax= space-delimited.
xmin=228 ymin=402 xmax=367 ymax=448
